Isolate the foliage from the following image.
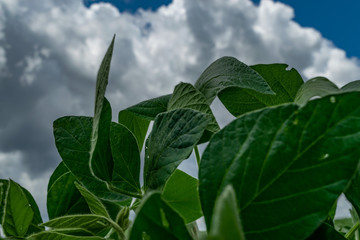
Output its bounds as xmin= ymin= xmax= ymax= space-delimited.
xmin=2 ymin=36 xmax=360 ymax=239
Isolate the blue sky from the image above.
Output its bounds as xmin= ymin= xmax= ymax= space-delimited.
xmin=85 ymin=0 xmax=360 ymax=59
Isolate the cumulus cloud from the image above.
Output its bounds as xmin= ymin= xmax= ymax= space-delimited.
xmin=0 ymin=0 xmax=359 ymax=219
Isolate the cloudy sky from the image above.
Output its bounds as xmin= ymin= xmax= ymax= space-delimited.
xmin=1 ymin=0 xmax=359 ymax=220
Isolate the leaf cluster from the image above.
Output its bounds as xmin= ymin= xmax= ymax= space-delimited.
xmin=2 ymin=36 xmax=360 ymax=239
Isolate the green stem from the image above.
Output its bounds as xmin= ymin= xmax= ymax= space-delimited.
xmin=108 ymin=218 xmax=127 ymax=240
xmin=108 ymin=184 xmax=143 ymax=199
xmin=346 ymin=221 xmax=360 ymax=239
xmin=194 ymin=146 xmax=201 ymax=167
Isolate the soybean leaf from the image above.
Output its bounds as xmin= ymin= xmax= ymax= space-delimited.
xmin=118 ymin=109 xmax=150 ymax=151
xmin=109 ymin=122 xmax=141 ymax=195
xmin=209 ymin=185 xmax=245 ymax=240
xmin=74 ymin=182 xmax=110 ymax=219
xmin=162 ymin=169 xmax=202 ymax=224
xmin=200 ymin=92 xmax=360 ymax=240
xmin=89 ymin=98 xmax=113 ymax=182
xmin=294 ymin=77 xmax=340 ymax=105
xmin=168 ymin=82 xmax=220 ymax=143
xmin=307 ymin=223 xmax=346 ymax=240
xmin=129 ymin=192 xmax=192 ymax=240
xmin=21 ymin=186 xmax=44 ymax=234
xmin=194 ymin=56 xmax=274 ymax=104
xmin=144 ymin=109 xmax=209 ymax=190
xmin=126 ymin=94 xmax=172 ymax=120
xmin=27 ymin=230 xmax=105 ymax=240
xmin=218 ymin=64 xmax=303 ymax=117
xmin=89 ymin=36 xmax=115 ymax=182
xmin=53 ymin=116 xmax=128 ymax=202
xmin=47 ymin=162 xmax=90 ymax=219
xmin=41 ymin=214 xmax=111 ymax=236
xmin=341 ymin=80 xmax=360 ymax=92
xmin=2 ymin=179 xmax=34 ymax=237
xmin=346 ymin=171 xmax=360 ymax=216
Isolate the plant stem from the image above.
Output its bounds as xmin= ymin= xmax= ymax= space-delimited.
xmin=108 ymin=184 xmax=143 ymax=199
xmin=194 ymin=146 xmax=201 ymax=167
xmin=346 ymin=221 xmax=360 ymax=239
xmin=108 ymin=218 xmax=127 ymax=240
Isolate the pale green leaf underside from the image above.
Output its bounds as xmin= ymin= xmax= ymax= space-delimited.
xmin=194 ymin=56 xmax=274 ymax=104
xmin=162 ymin=169 xmax=202 ymax=223
xmin=27 ymin=229 xmax=105 ymax=240
xmin=200 ymin=92 xmax=360 ymax=240
xmin=209 ymin=185 xmax=245 ymax=240
xmin=3 ymin=179 xmax=34 ymax=237
xmin=126 ymin=94 xmax=171 ymax=120
xmin=74 ymin=182 xmax=110 ymax=219
xmin=129 ymin=192 xmax=192 ymax=240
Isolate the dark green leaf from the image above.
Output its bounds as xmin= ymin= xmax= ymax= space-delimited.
xmin=118 ymin=109 xmax=150 ymax=151
xmin=194 ymin=56 xmax=274 ymax=104
xmin=294 ymin=77 xmax=340 ymax=105
xmin=209 ymin=185 xmax=245 ymax=240
xmin=307 ymin=223 xmax=346 ymax=240
xmin=126 ymin=94 xmax=172 ymax=120
xmin=346 ymin=170 xmax=360 ymax=216
xmin=47 ymin=162 xmax=90 ymax=219
xmin=2 ymin=179 xmax=34 ymax=237
xmin=89 ymin=36 xmax=115 ymax=182
xmin=129 ymin=192 xmax=192 ymax=240
xmin=168 ymin=82 xmax=220 ymax=143
xmin=200 ymin=92 xmax=360 ymax=240
xmin=109 ymin=122 xmax=141 ymax=195
xmin=218 ymin=64 xmax=303 ymax=117
xmin=74 ymin=182 xmax=110 ymax=219
xmin=162 ymin=169 xmax=202 ymax=223
xmin=89 ymin=98 xmax=113 ymax=182
xmin=53 ymin=116 xmax=128 ymax=202
xmin=144 ymin=109 xmax=209 ymax=190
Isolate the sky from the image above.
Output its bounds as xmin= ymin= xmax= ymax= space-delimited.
xmin=0 ymin=0 xmax=359 ymax=221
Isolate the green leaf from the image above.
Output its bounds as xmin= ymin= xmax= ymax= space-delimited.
xmin=89 ymin=98 xmax=113 ymax=182
xmin=294 ymin=77 xmax=340 ymax=105
xmin=341 ymin=80 xmax=360 ymax=92
xmin=168 ymin=82 xmax=220 ymax=143
xmin=346 ymin=170 xmax=360 ymax=216
xmin=53 ymin=116 xmax=128 ymax=202
xmin=194 ymin=56 xmax=274 ymax=104
xmin=307 ymin=223 xmax=346 ymax=240
xmin=27 ymin=230 xmax=105 ymax=240
xmin=109 ymin=122 xmax=141 ymax=195
xmin=89 ymin=36 xmax=115 ymax=182
xmin=74 ymin=182 xmax=110 ymax=219
xmin=162 ymin=169 xmax=202 ymax=224
xmin=2 ymin=179 xmax=34 ymax=237
xmin=144 ymin=109 xmax=209 ymax=190
xmin=47 ymin=162 xmax=90 ymax=219
xmin=118 ymin=109 xmax=150 ymax=151
xmin=200 ymin=92 xmax=360 ymax=240
xmin=129 ymin=192 xmax=192 ymax=240
xmin=209 ymin=185 xmax=245 ymax=240
xmin=41 ymin=214 xmax=111 ymax=236
xmin=126 ymin=94 xmax=172 ymax=120
xmin=218 ymin=64 xmax=303 ymax=117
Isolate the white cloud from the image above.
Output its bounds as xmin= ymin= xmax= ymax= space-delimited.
xmin=0 ymin=0 xmax=360 ymax=220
